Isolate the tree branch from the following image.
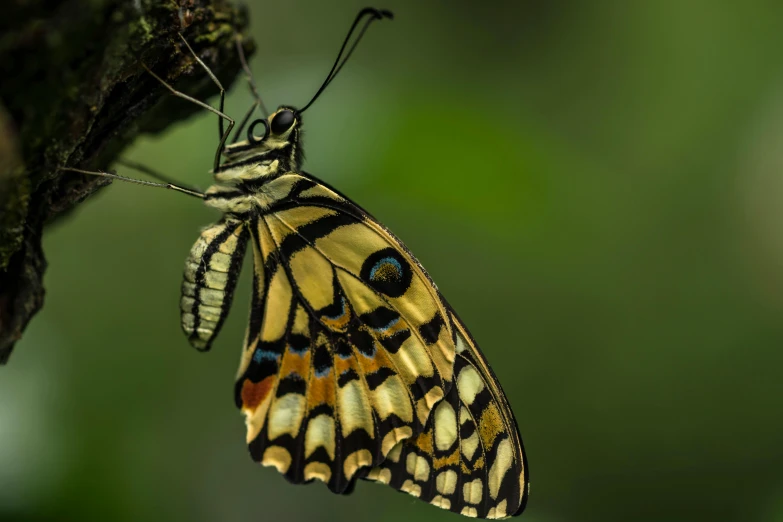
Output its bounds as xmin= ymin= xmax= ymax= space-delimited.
xmin=0 ymin=0 xmax=254 ymax=363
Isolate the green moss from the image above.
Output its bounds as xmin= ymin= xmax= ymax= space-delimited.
xmin=134 ymin=16 xmax=154 ymax=43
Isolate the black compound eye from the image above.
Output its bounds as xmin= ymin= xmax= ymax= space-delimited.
xmin=247 ymin=118 xmax=269 ymax=144
xmin=270 ymin=110 xmax=295 ymax=134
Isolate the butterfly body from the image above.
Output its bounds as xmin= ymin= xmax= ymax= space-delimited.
xmin=179 ymin=106 xmax=528 ymax=518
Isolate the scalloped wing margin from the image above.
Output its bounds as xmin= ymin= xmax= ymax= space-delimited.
xmin=363 ymin=310 xmax=529 ymax=519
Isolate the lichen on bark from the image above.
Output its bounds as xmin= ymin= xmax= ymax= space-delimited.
xmin=0 ymin=0 xmax=254 ymax=363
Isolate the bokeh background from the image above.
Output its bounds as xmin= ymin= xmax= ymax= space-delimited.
xmin=3 ymin=1 xmax=783 ymax=521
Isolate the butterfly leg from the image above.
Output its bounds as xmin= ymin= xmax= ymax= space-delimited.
xmin=114 ymin=158 xmax=203 ymax=194
xmin=175 ymin=33 xmax=231 ymax=144
xmin=140 ymin=38 xmax=234 ymax=172
xmin=59 ymin=167 xmax=205 ymax=199
xmin=231 ymin=34 xmax=269 ymax=143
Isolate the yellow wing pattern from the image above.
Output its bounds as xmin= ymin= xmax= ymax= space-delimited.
xmin=364 ymin=311 xmax=529 ymax=518
xmin=231 ymin=173 xmax=527 ymax=517
xmin=234 ymin=174 xmax=455 ymax=493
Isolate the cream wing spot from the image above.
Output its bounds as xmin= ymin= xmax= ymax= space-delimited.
xmin=461 ymin=431 xmax=480 ymax=461
xmin=393 ymin=337 xmax=435 ymax=378
xmin=304 ymin=413 xmax=335 ymax=460
xmin=406 ymin=453 xmax=430 ymax=482
xmin=381 ymin=426 xmax=413 ymax=455
xmin=267 ymin=393 xmax=305 ymax=440
xmin=415 ymin=387 xmax=444 ymax=426
xmin=431 ymin=495 xmax=451 ymax=510
xmin=457 ymin=366 xmax=485 ymax=405
xmin=401 ymin=479 xmax=422 ymax=497
xmin=461 ymin=506 xmax=478 ymax=518
xmin=488 ymin=499 xmax=508 ymax=519
xmin=344 ymin=449 xmax=373 ymax=479
xmin=436 ymin=470 xmax=458 ymax=495
xmin=405 ymin=452 xmax=417 ymax=474
xmin=262 ymin=446 xmax=292 ymax=474
xmin=488 ymin=438 xmax=514 ymax=500
xmin=338 ymin=380 xmax=374 ymax=438
xmin=434 ymin=401 xmax=458 ymax=451
xmin=367 ymin=467 xmax=392 ymax=484
xmin=304 ymin=462 xmax=332 ymax=483
xmin=463 ymin=478 xmax=483 ymax=505
xmin=372 ymin=375 xmax=413 ymax=423
xmin=387 ymin=441 xmax=403 ymax=463
xmin=378 ymin=468 xmax=393 ymax=484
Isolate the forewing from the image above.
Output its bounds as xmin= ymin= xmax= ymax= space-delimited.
xmin=363 ymin=310 xmax=529 ymax=519
xmin=234 ymin=174 xmax=456 ymax=493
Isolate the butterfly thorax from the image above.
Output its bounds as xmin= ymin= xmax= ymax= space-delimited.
xmin=203 ymin=107 xmax=303 ymax=217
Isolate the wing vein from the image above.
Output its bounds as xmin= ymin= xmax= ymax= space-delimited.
xmin=267 ymin=210 xmax=444 ymax=373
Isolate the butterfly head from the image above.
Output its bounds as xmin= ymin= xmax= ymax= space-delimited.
xmin=217 ymin=7 xmax=392 ymax=176
xmin=221 ymin=106 xmax=304 ymax=172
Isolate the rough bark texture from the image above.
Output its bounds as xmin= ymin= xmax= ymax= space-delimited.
xmin=0 ymin=0 xmax=254 ymax=364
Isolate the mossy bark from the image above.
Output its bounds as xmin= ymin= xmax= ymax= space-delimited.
xmin=0 ymin=0 xmax=254 ymax=363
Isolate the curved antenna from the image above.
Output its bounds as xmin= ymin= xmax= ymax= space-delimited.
xmin=298 ymin=7 xmax=393 ymax=113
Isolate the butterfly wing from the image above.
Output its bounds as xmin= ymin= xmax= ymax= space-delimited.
xmin=234 ymin=173 xmax=456 ymax=493
xmin=363 ymin=309 xmax=529 ymax=519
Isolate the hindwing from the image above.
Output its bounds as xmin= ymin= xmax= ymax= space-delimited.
xmin=363 ymin=310 xmax=529 ymax=519
xmin=234 ymin=173 xmax=456 ymax=493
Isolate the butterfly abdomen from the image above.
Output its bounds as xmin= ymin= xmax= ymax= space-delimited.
xmin=181 ymin=219 xmax=249 ymax=350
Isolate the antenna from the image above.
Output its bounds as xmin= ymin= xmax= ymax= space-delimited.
xmin=298 ymin=7 xmax=393 ymax=113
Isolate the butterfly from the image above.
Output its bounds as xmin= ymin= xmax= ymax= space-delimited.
xmin=67 ymin=7 xmax=528 ymax=519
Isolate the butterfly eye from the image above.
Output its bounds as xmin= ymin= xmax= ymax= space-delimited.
xmin=270 ymin=110 xmax=295 ymax=134
xmin=247 ymin=118 xmax=269 ymax=144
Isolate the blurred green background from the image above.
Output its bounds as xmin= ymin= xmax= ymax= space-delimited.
xmin=4 ymin=1 xmax=783 ymax=521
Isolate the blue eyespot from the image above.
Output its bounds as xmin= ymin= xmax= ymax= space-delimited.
xmin=370 ymin=257 xmax=402 ymax=281
xmin=361 ymin=248 xmax=412 ymax=298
